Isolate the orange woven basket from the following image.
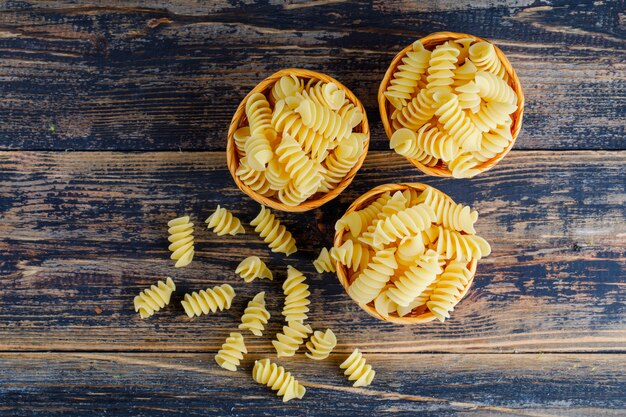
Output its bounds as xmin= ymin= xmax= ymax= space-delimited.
xmin=227 ymin=68 xmax=370 ymax=213
xmin=334 ymin=183 xmax=477 ymax=324
xmin=378 ymin=32 xmax=525 ymax=177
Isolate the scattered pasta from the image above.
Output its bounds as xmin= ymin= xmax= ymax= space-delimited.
xmin=215 ymin=332 xmax=247 ymax=372
xmin=305 ymin=329 xmax=337 ymax=360
xmin=181 ymin=284 xmax=236 ymax=318
xmin=332 ymin=186 xmax=490 ymax=321
xmin=205 ymin=205 xmax=245 ymax=236
xmin=313 ymin=247 xmax=335 ymax=273
xmin=272 ymin=320 xmax=313 ymax=357
xmin=239 ymin=292 xmax=271 ymax=336
xmin=384 ymin=38 xmax=518 ymax=177
xmin=250 ymin=205 xmax=297 ymax=256
xmin=234 ymin=74 xmax=366 ymax=206
xmin=133 ymin=277 xmax=176 ymax=319
xmin=252 ymin=358 xmax=306 ymax=402
xmin=340 ymin=348 xmax=375 ymax=387
xmin=167 ymin=216 xmax=194 ymax=267
xmin=236 ymin=256 xmax=273 ymax=283
xmin=282 ymin=266 xmax=311 ymax=323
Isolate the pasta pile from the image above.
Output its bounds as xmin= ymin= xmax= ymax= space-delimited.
xmin=327 ymin=186 xmax=491 ymax=322
xmin=234 ymin=75 xmax=367 ymax=206
xmin=384 ymin=39 xmax=518 ymax=178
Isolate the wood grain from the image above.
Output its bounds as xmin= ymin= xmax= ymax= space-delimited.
xmin=1 ymin=352 xmax=624 ymax=416
xmin=1 ymin=150 xmax=624 ymax=352
xmin=0 ymin=1 xmax=623 ymax=151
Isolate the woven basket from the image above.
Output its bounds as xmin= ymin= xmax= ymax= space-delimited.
xmin=378 ymin=32 xmax=525 ymax=177
xmin=334 ymin=183 xmax=477 ymax=324
xmin=227 ymin=68 xmax=370 ymax=213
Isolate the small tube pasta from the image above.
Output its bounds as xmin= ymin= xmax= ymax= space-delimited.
xmin=252 ymin=359 xmax=306 ymax=402
xmin=133 ymin=277 xmax=176 ymax=319
xmin=181 ymin=284 xmax=236 ymax=318
xmin=205 ymin=205 xmax=245 ymax=236
xmin=215 ymin=332 xmax=247 ymax=372
xmin=250 ymin=206 xmax=297 ymax=256
xmin=272 ymin=320 xmax=313 ymax=357
xmin=167 ymin=216 xmax=194 ymax=268
xmin=282 ymin=266 xmax=311 ymax=323
xmin=239 ymin=292 xmax=271 ymax=336
xmin=305 ymin=329 xmax=337 ymax=360
xmin=236 ymin=256 xmax=273 ymax=283
xmin=340 ymin=348 xmax=375 ymax=387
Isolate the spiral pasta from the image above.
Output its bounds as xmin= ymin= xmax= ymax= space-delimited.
xmin=277 ymin=181 xmax=314 ymax=207
xmin=347 ymin=247 xmax=398 ymax=305
xmin=396 ymin=235 xmax=425 ymax=266
xmin=475 ymin=70 xmax=517 ymax=105
xmin=384 ymin=40 xmax=432 ymax=109
xmin=265 ymin=158 xmax=290 ymax=191
xmin=305 ymin=81 xmax=345 ymax=111
xmin=133 ymin=277 xmax=176 ymax=319
xmin=167 ymin=215 xmax=195 ymax=268
xmin=305 ymin=329 xmax=337 ymax=360
xmin=416 ymin=186 xmax=478 ymax=234
xmin=426 ymin=41 xmax=459 ymax=89
xmin=373 ymin=203 xmax=437 ymax=247
xmin=296 ymin=98 xmax=352 ymax=141
xmin=236 ymin=158 xmax=275 ymax=197
xmin=319 ymin=132 xmax=363 ymax=192
xmin=374 ymin=289 xmax=398 ymax=318
xmin=394 ymin=88 xmax=437 ymax=131
xmin=252 ymin=359 xmax=306 ymax=402
xmin=391 ymin=125 xmax=456 ymax=163
xmin=272 ymin=320 xmax=313 ymax=357
xmin=469 ymin=41 xmax=507 ymax=80
xmin=181 ymin=283 xmax=236 ymax=318
xmin=472 ymin=123 xmax=513 ymax=163
xmin=448 ymin=152 xmax=481 ymax=179
xmin=215 ymin=332 xmax=247 ymax=372
xmin=385 ymin=250 xmax=442 ymax=307
xmin=271 ymin=74 xmax=304 ymax=103
xmin=250 ymin=206 xmax=297 ymax=256
xmin=358 ymin=191 xmax=409 ymax=248
xmin=427 ymin=225 xmax=491 ymax=262
xmin=236 ymin=256 xmax=273 ymax=283
xmin=340 ymin=348 xmax=375 ymax=387
xmin=233 ymin=126 xmax=250 ymax=155
xmin=246 ymin=92 xmax=274 ymax=137
xmin=427 ymin=261 xmax=473 ymax=322
xmin=335 ymin=192 xmax=391 ymax=238
xmin=275 ymin=133 xmax=324 ymax=194
xmin=238 ymin=292 xmax=271 ymax=336
xmin=313 ymin=247 xmax=336 ymax=273
xmin=396 ymin=280 xmax=436 ymax=317
xmin=205 ymin=205 xmax=245 ymax=236
xmin=434 ymin=91 xmax=482 ymax=152
xmin=282 ymin=266 xmax=311 ymax=323
xmin=331 ymin=239 xmax=370 ymax=272
xmin=470 ymin=100 xmax=518 ymax=133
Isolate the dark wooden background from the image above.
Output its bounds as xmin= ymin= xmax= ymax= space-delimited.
xmin=0 ymin=1 xmax=624 ymax=416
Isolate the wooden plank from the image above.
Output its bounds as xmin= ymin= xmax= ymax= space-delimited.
xmin=1 ymin=150 xmax=624 ymax=352
xmin=0 ymin=2 xmax=623 ymax=151
xmin=1 ymin=352 xmax=624 ymax=416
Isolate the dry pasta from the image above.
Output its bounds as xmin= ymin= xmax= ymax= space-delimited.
xmin=272 ymin=320 xmax=313 ymax=357
xmin=305 ymin=329 xmax=337 ymax=360
xmin=167 ymin=216 xmax=194 ymax=268
xmin=205 ymin=205 xmax=245 ymax=236
xmin=215 ymin=332 xmax=247 ymax=372
xmin=236 ymin=256 xmax=273 ymax=283
xmin=252 ymin=359 xmax=306 ymax=402
xmin=181 ymin=284 xmax=236 ymax=318
xmin=426 ymin=261 xmax=473 ymax=322
xmin=133 ymin=277 xmax=176 ymax=319
xmin=239 ymin=292 xmax=271 ymax=336
xmin=347 ymin=247 xmax=398 ymax=305
xmin=313 ymin=247 xmax=336 ymax=273
xmin=340 ymin=348 xmax=375 ymax=387
xmin=282 ymin=266 xmax=311 ymax=323
xmin=250 ymin=206 xmax=297 ymax=256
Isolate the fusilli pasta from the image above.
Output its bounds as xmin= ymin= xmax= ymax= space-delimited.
xmin=282 ymin=266 xmax=311 ymax=323
xmin=167 ymin=216 xmax=194 ymax=268
xmin=215 ymin=332 xmax=247 ymax=372
xmin=385 ymin=250 xmax=443 ymax=307
xmin=347 ymin=247 xmax=398 ymax=305
xmin=250 ymin=206 xmax=297 ymax=256
xmin=181 ymin=284 xmax=236 ymax=318
xmin=205 ymin=205 xmax=245 ymax=236
xmin=236 ymin=256 xmax=273 ymax=283
xmin=340 ymin=348 xmax=375 ymax=387
xmin=133 ymin=277 xmax=176 ymax=319
xmin=272 ymin=320 xmax=313 ymax=357
xmin=239 ymin=291 xmax=271 ymax=336
xmin=305 ymin=329 xmax=337 ymax=360
xmin=427 ymin=261 xmax=473 ymax=322
xmin=313 ymin=247 xmax=336 ymax=273
xmin=252 ymin=359 xmax=306 ymax=402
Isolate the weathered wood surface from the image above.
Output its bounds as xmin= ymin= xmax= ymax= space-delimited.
xmin=0 ymin=1 xmax=624 ymax=151
xmin=1 ymin=352 xmax=625 ymax=416
xmin=1 ymin=151 xmax=624 ymax=353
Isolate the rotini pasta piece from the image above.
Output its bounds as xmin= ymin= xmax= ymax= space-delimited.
xmin=396 ymin=280 xmax=436 ymax=317
xmin=305 ymin=81 xmax=345 ymax=111
xmin=337 ymin=99 xmax=364 ymax=129
xmin=236 ymin=157 xmax=275 ymax=197
xmin=452 ymin=37 xmax=475 ymax=63
xmin=396 ymin=235 xmax=426 ymax=266
xmin=427 ymin=261 xmax=473 ymax=322
xmin=374 ymin=289 xmax=398 ymax=318
xmin=455 ymin=80 xmax=481 ymax=112
xmin=452 ymin=58 xmax=478 ymax=87
xmin=296 ymin=98 xmax=352 ymax=141
xmin=235 ymin=256 xmax=273 ymax=283
xmin=275 ymin=133 xmax=324 ymax=194
xmin=416 ymin=186 xmax=479 ymax=234
xmin=250 ymin=206 xmax=297 ymax=256
xmin=334 ymin=192 xmax=391 ymax=238
xmin=469 ymin=41 xmax=507 ymax=80
xmin=448 ymin=152 xmax=481 ymax=179
xmin=215 ymin=332 xmax=248 ymax=372
xmin=133 ymin=277 xmax=176 ymax=319
xmin=233 ymin=126 xmax=250 ymax=155
xmin=391 ymin=124 xmax=457 ymax=163
xmin=472 ymin=123 xmax=513 ymax=163
xmin=318 ymin=132 xmax=363 ymax=192
xmin=385 ymin=249 xmax=442 ymax=307
xmin=475 ymin=70 xmax=517 ymax=105
xmin=433 ymin=91 xmax=482 ymax=152
xmin=244 ymin=132 xmax=273 ymax=171
xmin=277 ymin=181 xmax=315 ymax=207
xmin=272 ymin=320 xmax=313 ymax=357
xmin=347 ymin=247 xmax=398 ymax=305
xmin=313 ymin=247 xmax=336 ymax=273
xmin=470 ymin=100 xmax=518 ymax=133
xmin=331 ymin=239 xmax=370 ymax=272
xmin=252 ymin=359 xmax=306 ymax=402
xmin=402 ymin=188 xmax=422 ymax=206
xmin=372 ymin=203 xmax=437 ymax=247
xmin=246 ymin=92 xmax=274 ymax=136
xmin=358 ymin=191 xmax=409 ymax=248
xmin=167 ymin=216 xmax=195 ymax=268
xmin=428 ymin=225 xmax=491 ymax=262
xmin=340 ymin=348 xmax=375 ymax=387
xmin=205 ymin=205 xmax=245 ymax=236
xmin=426 ymin=41 xmax=459 ymax=89
xmin=384 ymin=40 xmax=432 ymax=109
xmin=239 ymin=292 xmax=271 ymax=336
xmin=181 ymin=283 xmax=236 ymax=318
xmin=389 ymin=128 xmax=440 ymax=167
xmin=305 ymin=329 xmax=337 ymax=360
xmin=282 ymin=266 xmax=311 ymax=323
xmin=271 ymin=74 xmax=304 ymax=103
xmin=265 ymin=158 xmax=290 ymax=191
xmin=394 ymin=86 xmax=437 ymax=131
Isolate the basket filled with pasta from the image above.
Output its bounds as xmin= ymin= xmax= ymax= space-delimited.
xmin=227 ymin=68 xmax=370 ymax=212
xmin=323 ymin=183 xmax=491 ymax=324
xmin=378 ymin=32 xmax=524 ymax=178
